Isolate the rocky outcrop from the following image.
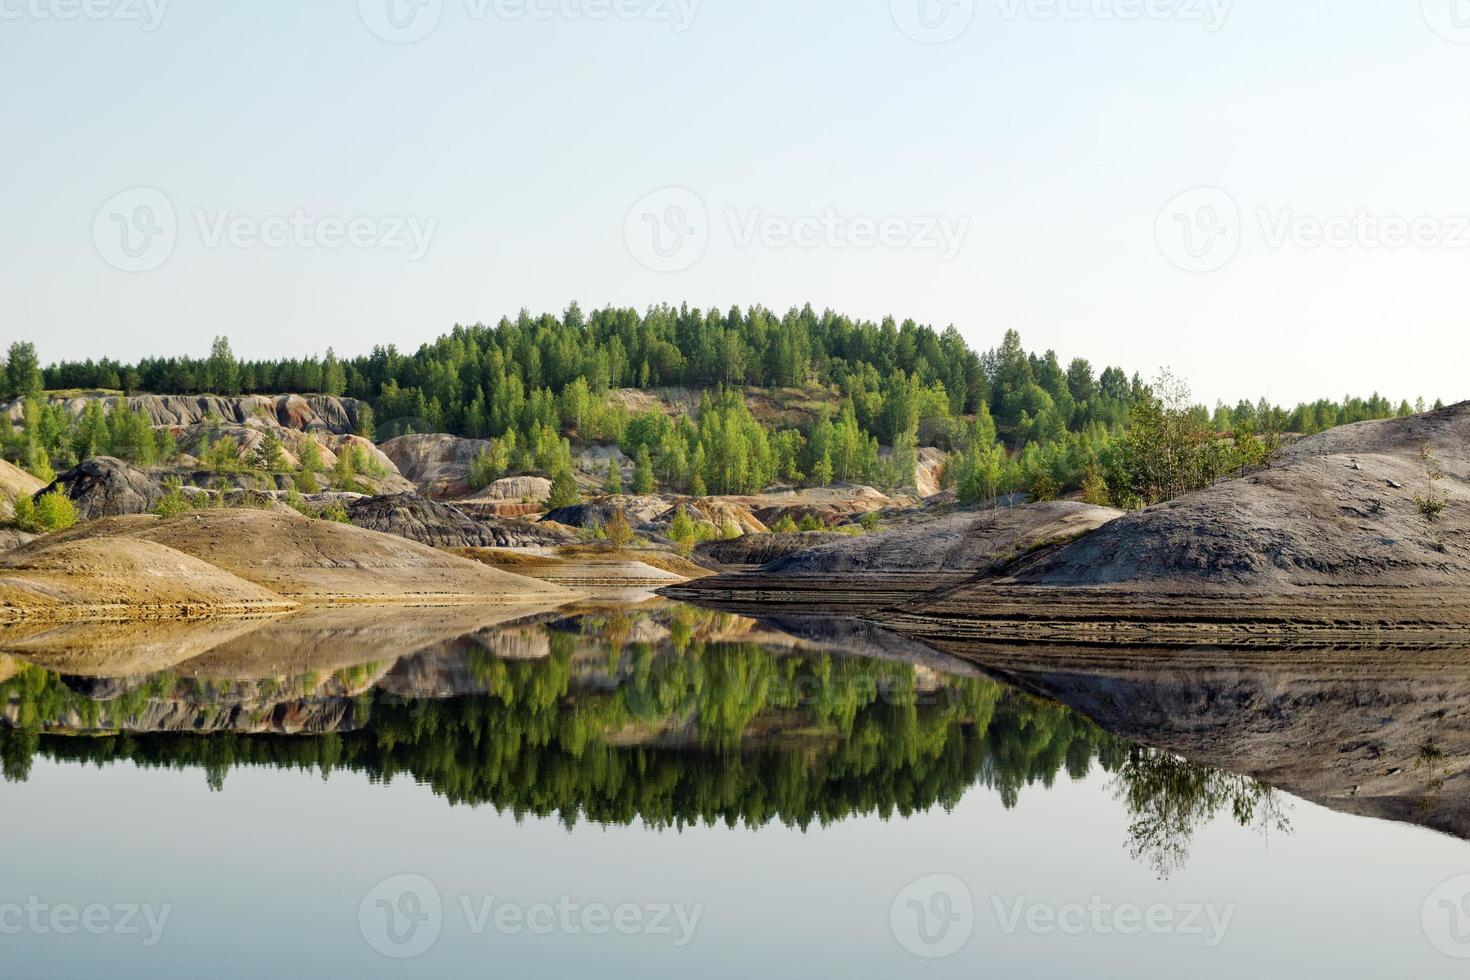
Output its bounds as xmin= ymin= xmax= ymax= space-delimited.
xmin=378 ymin=434 xmax=491 ymax=499
xmin=179 ymin=427 xmax=411 ymax=494
xmin=40 ymin=457 xmax=165 ymax=520
xmin=462 ymin=476 xmax=553 ymax=503
xmin=749 ymin=486 xmax=892 ymax=528
xmin=544 ymin=495 xmax=670 ymax=530
xmin=695 ymin=532 xmax=848 ymax=567
xmin=0 ymin=528 xmax=37 ymax=552
xmin=767 ymin=502 xmax=1122 ymax=579
xmin=664 ymin=498 xmax=767 ymax=535
xmin=346 ymin=493 xmax=569 ymax=548
xmin=5 ymin=394 xmax=370 ymax=434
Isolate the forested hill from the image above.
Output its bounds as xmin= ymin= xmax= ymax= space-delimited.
xmin=13 ymin=303 xmax=1425 ymax=442
xmin=2 ymin=304 xmax=1438 ymax=501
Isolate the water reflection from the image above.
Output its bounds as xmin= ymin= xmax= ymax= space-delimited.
xmin=0 ymin=603 xmax=1285 ymax=876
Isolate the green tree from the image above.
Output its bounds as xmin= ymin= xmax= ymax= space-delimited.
xmin=5 ymin=342 xmax=43 ymax=400
xmin=206 ymin=337 xmax=240 ymax=396
xmin=632 ymin=446 xmax=656 ymax=495
xmin=298 ymin=435 xmax=325 ymax=474
xmin=322 ymin=349 xmax=347 ymax=397
xmin=603 ymin=459 xmax=623 ymax=495
xmin=605 ymin=508 xmax=635 ymax=551
xmin=548 ymin=468 xmax=580 ymax=509
xmin=250 ymin=431 xmax=288 ymax=472
xmin=668 ymin=505 xmax=697 ymax=557
xmin=153 ymin=478 xmax=193 ymax=518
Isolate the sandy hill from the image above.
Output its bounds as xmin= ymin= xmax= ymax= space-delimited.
xmin=0 ymin=509 xmax=577 ymax=623
xmin=1010 ymin=401 xmax=1469 ymax=590
xmin=0 ymin=534 xmax=295 ymax=624
xmin=65 ymin=509 xmax=579 ymax=605
xmin=879 ymin=403 xmax=1470 ymax=643
xmin=669 ymin=501 xmax=1122 ymax=608
xmin=0 ymin=459 xmax=44 ymax=518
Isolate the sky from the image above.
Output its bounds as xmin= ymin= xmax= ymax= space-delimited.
xmin=1 ymin=0 xmax=1468 ymax=407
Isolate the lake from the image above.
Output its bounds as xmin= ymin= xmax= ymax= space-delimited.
xmin=2 ymin=601 xmax=1467 ymax=978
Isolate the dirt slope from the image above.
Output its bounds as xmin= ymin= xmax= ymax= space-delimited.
xmin=24 ymin=509 xmax=577 ymax=607
xmin=102 ymin=510 xmax=578 ymax=604
xmin=884 ymin=403 xmax=1470 ymax=640
xmin=670 ymin=501 xmax=1121 ymax=608
xmin=0 ymin=534 xmax=296 ymax=623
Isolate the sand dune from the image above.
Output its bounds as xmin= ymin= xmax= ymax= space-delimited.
xmin=0 ymin=535 xmax=296 ymax=624
xmin=0 ymin=508 xmax=579 ymax=624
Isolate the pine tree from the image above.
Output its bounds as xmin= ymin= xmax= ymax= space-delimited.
xmin=250 ymin=431 xmax=288 ymax=472
xmin=603 ymin=459 xmax=623 ymax=495
xmin=322 ymin=348 xmax=347 ymax=397
xmin=633 ymin=446 xmax=656 ymax=495
xmin=4 ymin=342 xmax=42 ymax=400
xmin=548 ymin=467 xmax=580 ymax=508
xmin=605 ymin=508 xmax=635 ymax=551
xmin=668 ymin=505 xmax=697 ymax=557
xmin=298 ymin=435 xmax=324 ymax=473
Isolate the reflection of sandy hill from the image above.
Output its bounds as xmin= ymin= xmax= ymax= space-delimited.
xmin=0 ymin=509 xmax=575 ymax=623
xmin=0 ymin=616 xmax=276 ymax=677
xmin=937 ymin=640 xmax=1470 ymax=840
xmin=179 ymin=605 xmax=549 ymax=679
xmin=0 ymin=604 xmax=570 ymax=681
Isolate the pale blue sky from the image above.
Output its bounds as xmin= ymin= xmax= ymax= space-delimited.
xmin=2 ymin=0 xmax=1467 ymax=406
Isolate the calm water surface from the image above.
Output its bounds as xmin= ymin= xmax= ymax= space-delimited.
xmin=1 ymin=602 xmax=1467 ymax=978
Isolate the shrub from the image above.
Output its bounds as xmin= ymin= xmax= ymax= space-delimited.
xmin=1029 ymin=471 xmax=1060 ymax=503
xmin=771 ymin=514 xmax=799 ymax=534
xmin=152 ymin=479 xmax=193 ymax=518
xmin=318 ymin=500 xmax=351 ymax=523
xmin=668 ymin=506 xmax=697 ymax=557
xmin=605 ymin=509 xmax=635 ymax=551
xmin=15 ymin=490 xmax=78 ymax=533
xmin=1080 ymin=467 xmax=1113 ymax=507
xmin=603 ymin=459 xmax=623 ymax=495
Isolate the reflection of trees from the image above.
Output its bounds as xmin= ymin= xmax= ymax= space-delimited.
xmin=1112 ymin=747 xmax=1291 ymax=879
xmin=0 ymin=614 xmax=1285 ymax=873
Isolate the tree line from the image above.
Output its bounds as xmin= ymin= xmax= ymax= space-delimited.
xmin=2 ymin=307 xmax=1442 ymax=501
